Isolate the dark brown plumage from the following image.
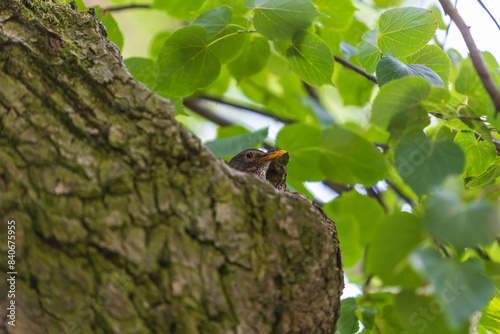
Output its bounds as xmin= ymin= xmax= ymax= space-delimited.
xmin=228 ymin=149 xmax=288 ymax=189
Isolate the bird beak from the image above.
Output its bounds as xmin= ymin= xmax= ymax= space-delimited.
xmin=258 ymin=150 xmax=287 ymax=162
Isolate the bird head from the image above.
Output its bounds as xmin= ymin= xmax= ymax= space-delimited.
xmin=228 ymin=149 xmax=287 ymax=179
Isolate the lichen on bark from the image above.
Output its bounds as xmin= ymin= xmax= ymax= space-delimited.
xmin=0 ymin=0 xmax=344 ymax=333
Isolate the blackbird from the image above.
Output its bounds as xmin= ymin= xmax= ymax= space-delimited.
xmin=228 ymin=149 xmax=288 ymax=189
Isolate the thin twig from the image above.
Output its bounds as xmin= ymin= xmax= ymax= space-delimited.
xmin=441 ymin=0 xmax=459 ymax=47
xmin=477 ymin=0 xmax=500 ymax=32
xmin=183 ymin=98 xmax=232 ymax=126
xmin=366 ymin=187 xmax=388 ymax=213
xmin=435 ymin=240 xmax=451 ymax=258
xmin=473 ymin=246 xmax=491 ymax=261
xmin=386 ymin=180 xmax=415 ymax=206
xmin=199 ymin=95 xmax=294 ymax=124
xmin=439 ymin=0 xmax=500 ymax=112
xmin=103 ymin=4 xmax=151 ymax=13
xmin=334 ymin=55 xmax=377 ymax=84
xmin=302 ymin=82 xmax=320 ymax=101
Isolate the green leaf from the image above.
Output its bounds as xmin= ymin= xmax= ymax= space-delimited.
xmin=466 ymin=157 xmax=500 ymax=189
xmin=228 ymin=35 xmax=270 ymax=81
xmin=479 ymin=295 xmax=500 ymax=334
xmin=320 ymin=127 xmax=388 ymax=186
xmin=149 ymin=31 xmax=170 ymax=59
xmin=323 ymin=191 xmax=384 ymax=267
xmin=192 ymin=6 xmax=247 ymax=63
xmin=455 ymin=58 xmax=484 ymax=95
xmin=395 ymin=291 xmax=469 ymax=334
xmin=424 ymin=191 xmax=500 ymax=250
xmin=205 ymin=127 xmax=268 ymax=158
xmin=357 ymin=29 xmax=381 ymax=74
xmin=336 ymin=63 xmax=375 ymax=106
xmin=376 ymin=56 xmax=443 ymax=87
xmin=371 ymin=76 xmax=431 ymax=130
xmin=377 ymin=7 xmax=437 ymax=58
xmin=99 ymin=11 xmax=124 ymax=51
xmin=411 ymin=249 xmax=495 ymax=328
xmin=454 ymin=131 xmax=496 ymax=177
xmin=337 ymin=298 xmax=360 ymax=334
xmin=374 ymin=0 xmax=401 ymax=8
xmin=360 ymin=305 xmax=377 ymax=331
xmin=367 ymin=212 xmax=423 ymax=288
xmin=155 ymin=25 xmax=220 ymax=97
xmin=406 ymin=45 xmax=452 ymax=87
xmin=276 ymin=124 xmax=324 ymax=181
xmin=124 ymin=57 xmax=156 ymax=90
xmin=394 ymin=130 xmax=464 ymax=196
xmin=313 ymin=0 xmax=356 ymax=31
xmin=247 ymin=0 xmax=324 ymax=40
xmin=286 ymin=30 xmax=334 ymax=86
xmin=429 ymin=5 xmax=447 ymax=30
xmin=152 ymin=0 xmax=206 ymax=19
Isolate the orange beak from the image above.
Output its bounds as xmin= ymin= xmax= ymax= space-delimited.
xmin=257 ymin=150 xmax=287 ymax=162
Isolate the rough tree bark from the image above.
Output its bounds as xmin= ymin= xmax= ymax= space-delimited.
xmin=0 ymin=1 xmax=343 ymax=333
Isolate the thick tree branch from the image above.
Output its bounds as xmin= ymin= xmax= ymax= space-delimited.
xmin=183 ymin=97 xmax=233 ymax=126
xmin=439 ymin=0 xmax=500 ymax=112
xmin=334 ymin=55 xmax=378 ymax=84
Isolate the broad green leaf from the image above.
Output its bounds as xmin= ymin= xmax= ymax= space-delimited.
xmin=371 ymin=76 xmax=431 ymax=130
xmin=360 ymin=306 xmax=377 ymax=331
xmin=152 ymin=0 xmax=205 ymax=19
xmin=314 ymin=0 xmax=356 ymax=31
xmin=466 ymin=157 xmax=500 ymax=189
xmin=228 ymin=35 xmax=270 ymax=81
xmin=320 ymin=127 xmax=388 ymax=186
xmin=374 ymin=0 xmax=401 ymax=8
xmin=324 ymin=191 xmax=384 ymax=246
xmin=455 ymin=58 xmax=484 ymax=95
xmin=149 ymin=31 xmax=170 ymax=59
xmin=192 ymin=6 xmax=247 ymax=63
xmin=406 ymin=45 xmax=452 ymax=87
xmin=247 ymin=0 xmax=324 ymax=40
xmin=411 ymin=249 xmax=495 ymax=328
xmin=454 ymin=131 xmax=496 ymax=177
xmin=376 ymin=56 xmax=443 ymax=87
xmin=429 ymin=5 xmax=447 ymax=30
xmin=321 ymin=18 xmax=368 ymax=55
xmin=479 ymin=295 xmax=500 ymax=334
xmin=198 ymin=0 xmax=248 ymax=15
xmin=202 ymin=65 xmax=231 ymax=95
xmin=336 ymin=63 xmax=375 ymax=106
xmin=124 ymin=57 xmax=156 ymax=90
xmin=394 ymin=131 xmax=464 ymax=196
xmin=286 ymin=30 xmax=334 ymax=86
xmin=98 ymin=11 xmax=124 ymax=51
xmin=395 ymin=291 xmax=469 ymax=334
xmin=155 ymin=25 xmax=220 ymax=97
xmin=378 ymin=7 xmax=437 ymax=58
xmin=205 ymin=127 xmax=268 ymax=158
xmin=337 ymin=298 xmax=360 ymax=334
xmin=276 ymin=124 xmax=324 ymax=181
xmin=367 ymin=212 xmax=423 ymax=288
xmin=357 ymin=29 xmax=381 ymax=74
xmin=217 ymin=125 xmax=250 ymax=138
xmin=424 ymin=190 xmax=500 ymax=250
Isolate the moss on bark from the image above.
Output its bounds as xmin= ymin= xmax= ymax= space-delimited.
xmin=0 ymin=0 xmax=343 ymax=333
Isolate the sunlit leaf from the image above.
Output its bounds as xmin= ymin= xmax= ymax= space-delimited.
xmin=155 ymin=25 xmax=220 ymax=97
xmin=394 ymin=130 xmax=464 ymax=196
xmin=454 ymin=131 xmax=496 ymax=177
xmin=377 ymin=7 xmax=437 ymax=58
xmin=314 ymin=0 xmax=356 ymax=31
xmin=286 ymin=30 xmax=334 ymax=86
xmin=228 ymin=35 xmax=270 ymax=80
xmin=247 ymin=0 xmax=324 ymax=40
xmin=320 ymin=127 xmax=388 ymax=186
xmin=357 ymin=29 xmax=381 ymax=74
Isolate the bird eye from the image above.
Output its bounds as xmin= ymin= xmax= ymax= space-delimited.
xmin=246 ymin=152 xmax=254 ymax=159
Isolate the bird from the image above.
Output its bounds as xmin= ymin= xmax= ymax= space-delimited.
xmin=228 ymin=149 xmax=289 ymax=189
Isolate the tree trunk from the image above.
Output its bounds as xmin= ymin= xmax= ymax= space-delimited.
xmin=0 ymin=1 xmax=343 ymax=333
